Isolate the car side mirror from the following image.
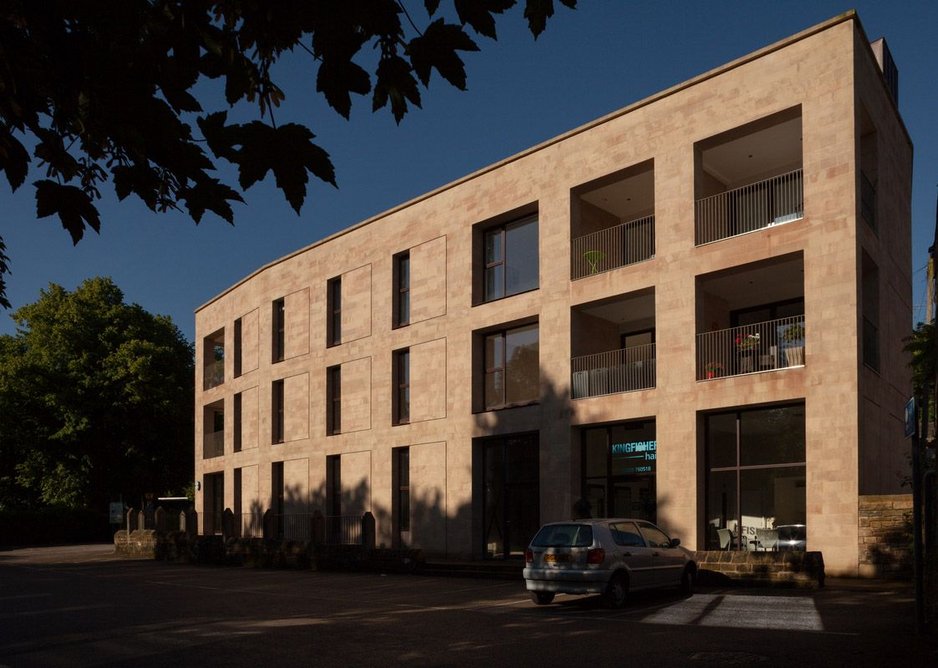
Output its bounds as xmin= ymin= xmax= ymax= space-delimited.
xmin=670 ymin=538 xmax=681 ymax=548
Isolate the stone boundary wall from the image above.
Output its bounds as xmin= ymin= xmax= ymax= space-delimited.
xmin=858 ymin=494 xmax=912 ymax=579
xmin=693 ymin=551 xmax=825 ymax=588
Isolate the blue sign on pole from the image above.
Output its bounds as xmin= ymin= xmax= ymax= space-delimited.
xmin=905 ymin=397 xmax=916 ymax=438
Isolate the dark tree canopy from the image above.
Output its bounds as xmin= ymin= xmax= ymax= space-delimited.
xmin=0 ymin=0 xmax=575 ymax=306
xmin=0 ymin=277 xmax=194 ymax=511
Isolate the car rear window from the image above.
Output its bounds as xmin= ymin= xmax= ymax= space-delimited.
xmin=531 ymin=524 xmax=593 ymax=548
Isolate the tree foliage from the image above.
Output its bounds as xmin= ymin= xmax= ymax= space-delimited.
xmin=0 ymin=277 xmax=193 ymax=511
xmin=0 ymin=0 xmax=575 ymax=307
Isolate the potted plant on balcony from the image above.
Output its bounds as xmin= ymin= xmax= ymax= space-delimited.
xmin=735 ymin=332 xmax=760 ymax=372
xmin=704 ymin=361 xmax=724 ymax=379
xmin=782 ymin=322 xmax=805 ymax=366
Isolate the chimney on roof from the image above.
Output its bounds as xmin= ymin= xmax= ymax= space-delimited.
xmin=869 ymin=37 xmax=899 ymax=106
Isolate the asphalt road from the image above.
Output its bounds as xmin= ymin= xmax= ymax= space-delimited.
xmin=1 ymin=544 xmax=936 ymax=667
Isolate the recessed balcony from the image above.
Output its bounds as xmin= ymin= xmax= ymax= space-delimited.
xmin=695 ymin=108 xmax=803 ymax=246
xmin=571 ymin=161 xmax=655 ymax=280
xmin=571 ymin=290 xmax=655 ymax=399
xmin=696 ymin=253 xmax=805 ymax=381
xmin=695 ymin=169 xmax=803 ymax=245
xmin=696 ymin=315 xmax=805 ymax=381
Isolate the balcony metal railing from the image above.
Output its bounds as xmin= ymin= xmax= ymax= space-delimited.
xmin=571 ymin=343 xmax=656 ymax=398
xmin=696 ymin=315 xmax=805 ymax=380
xmin=203 ymin=360 xmax=224 ymax=390
xmin=571 ymin=215 xmax=655 ymax=279
xmin=203 ymin=430 xmax=224 ymax=459
xmin=695 ymin=169 xmax=803 ymax=245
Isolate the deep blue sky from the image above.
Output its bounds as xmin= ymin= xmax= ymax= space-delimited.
xmin=2 ymin=1 xmax=936 ymax=343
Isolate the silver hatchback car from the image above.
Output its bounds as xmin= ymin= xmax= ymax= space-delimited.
xmin=523 ymin=518 xmax=697 ymax=608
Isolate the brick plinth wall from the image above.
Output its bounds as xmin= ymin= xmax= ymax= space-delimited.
xmin=693 ymin=551 xmax=825 ymax=588
xmin=858 ymin=494 xmax=912 ymax=579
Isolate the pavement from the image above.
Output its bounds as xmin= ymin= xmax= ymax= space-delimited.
xmin=1 ymin=544 xmax=936 ymax=667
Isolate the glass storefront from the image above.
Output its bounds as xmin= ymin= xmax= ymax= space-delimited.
xmin=582 ymin=420 xmax=657 ymax=521
xmin=705 ymin=404 xmax=806 ymax=550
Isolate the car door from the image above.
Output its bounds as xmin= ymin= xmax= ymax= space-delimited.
xmin=608 ymin=521 xmax=656 ymax=590
xmin=638 ymin=522 xmax=685 ymax=586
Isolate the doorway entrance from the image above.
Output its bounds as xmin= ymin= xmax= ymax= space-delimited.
xmin=479 ymin=432 xmax=540 ymax=558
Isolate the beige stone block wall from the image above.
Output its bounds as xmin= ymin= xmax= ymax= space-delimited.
xmin=342 ymin=450 xmax=372 ymax=515
xmin=240 ymin=385 xmax=258 ymax=450
xmin=410 ymin=338 xmax=446 ymax=422
xmin=284 ymin=288 xmax=310 ymax=359
xmin=410 ymin=236 xmax=447 ymax=323
xmin=341 ymin=357 xmax=372 ymax=433
xmin=284 ymin=373 xmax=309 ymax=442
xmin=239 ymin=464 xmax=260 ymax=514
xmin=410 ymin=441 xmax=447 ymax=554
xmin=284 ymin=458 xmax=310 ymax=513
xmin=342 ymin=265 xmax=372 ymax=343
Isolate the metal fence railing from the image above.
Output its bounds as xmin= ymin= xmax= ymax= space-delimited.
xmin=695 ymin=169 xmax=803 ymax=245
xmin=696 ymin=315 xmax=805 ymax=381
xmin=571 ymin=344 xmax=656 ymax=398
xmin=571 ymin=215 xmax=655 ymax=279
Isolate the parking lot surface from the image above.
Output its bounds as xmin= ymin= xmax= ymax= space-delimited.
xmin=1 ymin=544 xmax=936 ymax=666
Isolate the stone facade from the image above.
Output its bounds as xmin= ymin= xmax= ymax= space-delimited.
xmin=858 ymin=494 xmax=913 ymax=578
xmin=194 ymin=12 xmax=912 ymax=576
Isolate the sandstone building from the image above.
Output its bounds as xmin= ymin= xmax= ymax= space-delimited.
xmin=194 ymin=11 xmax=912 ymax=576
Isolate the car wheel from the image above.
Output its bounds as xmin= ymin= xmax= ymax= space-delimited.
xmin=680 ymin=566 xmax=695 ymax=595
xmin=530 ymin=591 xmax=555 ymax=605
xmin=603 ymin=572 xmax=628 ymax=609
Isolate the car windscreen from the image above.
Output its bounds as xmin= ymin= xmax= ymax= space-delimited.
xmin=531 ymin=524 xmax=593 ymax=548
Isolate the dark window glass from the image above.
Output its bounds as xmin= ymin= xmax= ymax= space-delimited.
xmin=234 ymin=392 xmax=243 ymax=452
xmin=483 ymin=323 xmax=539 ymax=409
xmin=234 ymin=318 xmax=243 ymax=377
xmin=394 ymin=349 xmax=410 ymax=424
xmin=396 ymin=448 xmax=410 ymax=533
xmin=531 ymin=524 xmax=592 ymax=548
xmin=327 ymin=277 xmax=342 ymax=346
xmin=272 ymin=380 xmax=284 ymax=444
xmin=327 ymin=366 xmax=341 ymax=435
xmin=707 ymin=412 xmax=737 ymax=469
xmin=273 ymin=298 xmax=285 ymax=362
xmin=705 ymin=403 xmax=806 ymax=551
xmin=610 ymin=522 xmax=644 ymax=547
xmin=482 ymin=216 xmax=538 ymax=302
xmin=739 ymin=406 xmax=806 ymax=466
xmin=395 ymin=252 xmax=411 ymax=327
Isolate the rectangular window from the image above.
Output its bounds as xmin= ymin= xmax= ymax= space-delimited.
xmin=327 ymin=277 xmax=342 ymax=347
xmin=393 ymin=348 xmax=410 ymax=424
xmin=272 ymin=461 xmax=285 ymax=539
xmin=483 ymin=323 xmax=539 ymax=410
xmin=233 ymin=392 xmax=243 ymax=452
xmin=326 ymin=455 xmax=341 ymax=542
xmin=203 ymin=329 xmax=225 ymax=390
xmin=705 ymin=404 xmax=806 ymax=551
xmin=326 ymin=365 xmax=341 ymax=435
xmin=394 ymin=447 xmax=410 ymax=534
xmin=272 ymin=298 xmax=285 ymax=362
xmin=394 ymin=251 xmax=411 ymax=327
xmin=482 ymin=216 xmax=538 ymax=302
xmin=272 ymin=379 xmax=284 ymax=444
xmin=234 ymin=318 xmax=243 ymax=377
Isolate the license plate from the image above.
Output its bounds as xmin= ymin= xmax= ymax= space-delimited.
xmin=543 ymin=553 xmax=571 ymax=564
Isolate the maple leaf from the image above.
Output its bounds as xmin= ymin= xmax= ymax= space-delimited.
xmin=34 ymin=180 xmax=101 ymax=244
